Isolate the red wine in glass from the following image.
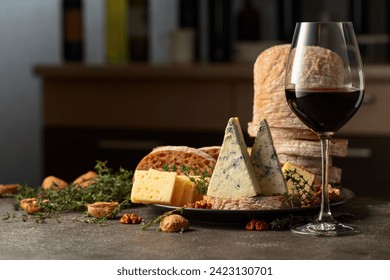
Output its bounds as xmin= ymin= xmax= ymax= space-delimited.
xmin=285 ymin=88 xmax=364 ymax=133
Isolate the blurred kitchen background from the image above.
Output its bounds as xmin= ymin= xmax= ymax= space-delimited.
xmin=1 ymin=0 xmax=390 ymax=195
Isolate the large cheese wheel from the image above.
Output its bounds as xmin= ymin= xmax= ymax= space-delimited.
xmin=249 ymin=44 xmax=348 ymax=184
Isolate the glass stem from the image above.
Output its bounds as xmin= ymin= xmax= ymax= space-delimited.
xmin=317 ymin=132 xmax=335 ymax=223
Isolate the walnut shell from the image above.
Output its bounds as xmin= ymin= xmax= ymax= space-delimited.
xmin=0 ymin=184 xmax=18 ymax=195
xmin=159 ymin=214 xmax=189 ymax=233
xmin=20 ymin=198 xmax=48 ymax=214
xmin=42 ymin=176 xmax=68 ymax=190
xmin=87 ymin=201 xmax=118 ymax=218
xmin=74 ymin=171 xmax=97 ymax=188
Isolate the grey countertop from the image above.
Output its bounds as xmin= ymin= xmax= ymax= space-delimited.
xmin=0 ymin=196 xmax=389 ymax=260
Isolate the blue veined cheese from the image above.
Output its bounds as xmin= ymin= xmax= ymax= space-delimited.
xmin=207 ymin=117 xmax=261 ymax=199
xmin=250 ymin=119 xmax=287 ymax=196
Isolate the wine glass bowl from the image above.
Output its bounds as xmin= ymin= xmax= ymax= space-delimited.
xmin=285 ymin=22 xmax=364 ymax=236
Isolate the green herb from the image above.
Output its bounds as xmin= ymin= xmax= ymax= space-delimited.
xmin=269 ymin=215 xmax=309 ymax=231
xmin=282 ymin=168 xmax=318 ymax=207
xmin=142 ymin=207 xmax=184 ymax=231
xmin=2 ymin=212 xmax=10 ymax=221
xmin=13 ymin=161 xmax=133 ymax=223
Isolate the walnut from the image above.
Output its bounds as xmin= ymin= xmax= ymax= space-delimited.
xmin=74 ymin=171 xmax=97 ymax=188
xmin=87 ymin=202 xmax=118 ymax=219
xmin=184 ymin=200 xmax=212 ymax=209
xmin=120 ymin=213 xmax=142 ymax=224
xmin=20 ymin=198 xmax=49 ymax=214
xmin=159 ymin=214 xmax=189 ymax=233
xmin=246 ymin=219 xmax=269 ymax=231
xmin=42 ymin=176 xmax=68 ymax=190
xmin=0 ymin=184 xmax=18 ymax=196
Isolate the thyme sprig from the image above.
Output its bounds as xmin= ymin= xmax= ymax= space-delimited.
xmin=12 ymin=161 xmax=133 ymax=223
xmin=282 ymin=168 xmax=318 ymax=208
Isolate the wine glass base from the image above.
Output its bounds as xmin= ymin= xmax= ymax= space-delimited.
xmin=291 ymin=222 xmax=360 ymax=237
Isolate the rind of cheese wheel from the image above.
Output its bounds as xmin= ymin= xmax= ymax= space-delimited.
xmin=278 ymin=154 xmax=325 ymax=169
xmin=278 ymin=155 xmax=342 ymax=184
xmin=203 ymin=195 xmax=285 ymax=210
xmin=286 ymin=46 xmax=344 ymax=89
xmin=273 ymin=138 xmax=348 ymax=158
xmin=251 ymin=44 xmax=307 ymax=131
xmin=250 ymin=44 xmax=345 ymax=136
xmin=267 ymin=127 xmax=318 ymax=141
xmin=136 ymin=146 xmax=216 ymax=175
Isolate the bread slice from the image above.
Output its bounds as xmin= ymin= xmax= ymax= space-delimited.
xmin=136 ymin=146 xmax=216 ymax=175
xmin=198 ymin=146 xmax=220 ymax=161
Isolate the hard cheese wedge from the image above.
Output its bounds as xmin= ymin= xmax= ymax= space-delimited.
xmin=131 ymin=169 xmax=202 ymax=206
xmin=250 ymin=119 xmax=287 ymax=195
xmin=282 ymin=162 xmax=316 ymax=196
xmin=131 ymin=169 xmax=177 ymax=205
xmin=175 ymin=175 xmax=203 ymax=206
xmin=207 ymin=117 xmax=261 ymax=199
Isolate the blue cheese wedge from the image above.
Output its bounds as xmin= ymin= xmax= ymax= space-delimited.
xmin=250 ymin=119 xmax=287 ymax=196
xmin=207 ymin=117 xmax=261 ymax=199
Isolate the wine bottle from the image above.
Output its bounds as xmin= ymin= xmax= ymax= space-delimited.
xmin=105 ymin=0 xmax=129 ymax=64
xmin=62 ymin=0 xmax=84 ymax=62
xmin=208 ymin=0 xmax=232 ymax=62
xmin=236 ymin=0 xmax=259 ymax=41
xmin=178 ymin=0 xmax=199 ymax=61
xmin=128 ymin=0 xmax=149 ymax=62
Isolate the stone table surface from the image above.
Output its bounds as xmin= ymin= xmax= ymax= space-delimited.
xmin=0 ymin=196 xmax=389 ymax=260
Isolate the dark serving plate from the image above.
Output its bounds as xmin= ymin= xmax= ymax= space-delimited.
xmin=148 ymin=188 xmax=355 ymax=224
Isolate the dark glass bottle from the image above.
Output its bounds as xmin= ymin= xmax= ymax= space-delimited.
xmin=237 ymin=0 xmax=259 ymax=41
xmin=208 ymin=0 xmax=232 ymax=62
xmin=62 ymin=0 xmax=84 ymax=62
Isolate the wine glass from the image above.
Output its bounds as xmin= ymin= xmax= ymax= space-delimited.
xmin=285 ymin=22 xmax=364 ymax=236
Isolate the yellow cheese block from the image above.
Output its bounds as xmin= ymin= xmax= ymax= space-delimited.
xmin=131 ymin=169 xmax=177 ymax=205
xmin=176 ymin=175 xmax=203 ymax=206
xmin=282 ymin=162 xmax=316 ymax=195
xmin=131 ymin=169 xmax=203 ymax=206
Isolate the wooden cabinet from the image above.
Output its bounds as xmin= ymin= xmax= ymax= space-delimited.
xmin=34 ymin=64 xmax=254 ymax=180
xmin=35 ymin=64 xmax=254 ymax=131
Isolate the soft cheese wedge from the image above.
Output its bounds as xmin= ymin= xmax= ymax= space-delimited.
xmin=250 ymin=119 xmax=287 ymax=196
xmin=207 ymin=117 xmax=261 ymax=199
xmin=282 ymin=162 xmax=316 ymax=196
xmin=131 ymin=169 xmax=202 ymax=206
